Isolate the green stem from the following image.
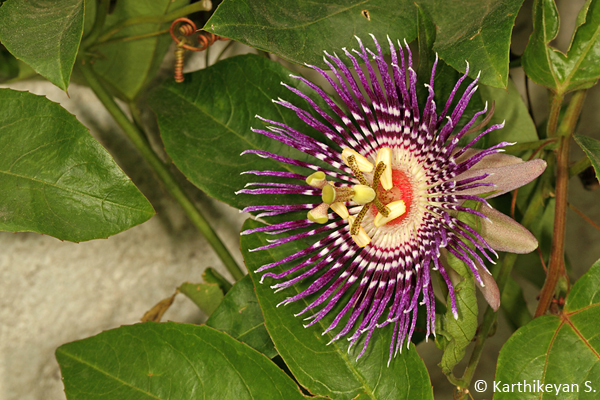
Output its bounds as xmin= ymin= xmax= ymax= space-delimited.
xmin=128 ymin=101 xmax=150 ymax=143
xmin=93 ymin=29 xmax=170 ymax=48
xmin=535 ymin=90 xmax=587 ymax=317
xmin=96 ymin=0 xmax=213 ymax=44
xmin=215 ymin=40 xmax=235 ymax=62
xmin=205 ymin=45 xmax=211 ymax=67
xmin=546 ymin=92 xmax=564 ymax=138
xmin=569 ymin=156 xmax=592 ymax=178
xmin=81 ymin=0 xmax=110 ymax=49
xmin=78 ymin=61 xmax=245 ymax=281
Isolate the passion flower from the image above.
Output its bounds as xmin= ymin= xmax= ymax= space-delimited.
xmin=238 ymin=36 xmax=546 ymax=361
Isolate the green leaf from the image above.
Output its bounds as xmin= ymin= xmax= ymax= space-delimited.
xmin=178 ymin=282 xmax=224 ymax=316
xmin=90 ymin=0 xmax=189 ymax=100
xmin=575 ymin=134 xmax=600 ymax=180
xmin=479 ymin=78 xmax=539 ymax=147
xmin=0 ymin=0 xmax=84 ymax=90
xmin=416 ymin=4 xmax=436 ymax=70
xmin=56 ymin=322 xmax=306 ymax=400
xmin=495 ymin=258 xmax=600 ymax=399
xmin=416 ymin=0 xmax=524 ymax=88
xmin=521 ymin=0 xmax=559 ymax=89
xmin=205 ymin=0 xmax=417 ymax=69
xmin=523 ymin=0 xmax=600 ymax=93
xmin=436 ymin=279 xmax=478 ymax=375
xmin=415 ymin=7 xmax=486 ymax=140
xmin=207 ymin=275 xmax=277 ymax=358
xmin=148 ymin=54 xmax=325 ymax=211
xmin=0 ymin=89 xmax=154 ymax=242
xmin=242 ymin=218 xmax=434 ymax=400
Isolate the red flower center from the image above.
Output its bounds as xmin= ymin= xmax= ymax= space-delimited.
xmin=372 ymin=168 xmax=414 ymax=226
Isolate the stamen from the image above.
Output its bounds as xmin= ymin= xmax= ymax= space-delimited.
xmin=322 ymin=184 xmax=354 ymax=204
xmin=307 ymin=203 xmax=329 ymax=224
xmin=352 ymin=185 xmax=376 ymax=204
xmin=372 ymin=162 xmax=386 ymax=189
xmin=346 ymin=155 xmax=370 ymax=186
xmin=348 ymin=216 xmax=371 ymax=247
xmin=374 ymin=197 xmax=390 ymax=217
xmin=306 ymin=171 xmax=327 ymax=188
xmin=342 ymin=148 xmax=374 ymax=173
xmin=375 ymin=148 xmax=392 ymax=190
xmin=330 ymin=202 xmax=349 ymax=219
xmin=374 ymin=200 xmax=406 ymax=227
xmin=350 ymin=205 xmax=370 ymax=235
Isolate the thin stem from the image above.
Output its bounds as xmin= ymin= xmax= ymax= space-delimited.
xmin=569 ymin=156 xmax=592 ymax=178
xmin=215 ymin=40 xmax=235 ymax=62
xmin=546 ymin=92 xmax=564 ymax=138
xmin=92 ymin=29 xmax=170 ymax=48
xmin=568 ymin=202 xmax=600 ymax=233
xmin=81 ymin=0 xmax=110 ymax=49
xmin=537 ymin=246 xmax=548 ymax=274
xmin=78 ymin=61 xmax=245 ymax=281
xmin=525 ymin=75 xmax=534 ymax=124
xmin=128 ymin=101 xmax=150 ymax=142
xmin=535 ymin=90 xmax=586 ymax=317
xmin=96 ymin=0 xmax=213 ymax=44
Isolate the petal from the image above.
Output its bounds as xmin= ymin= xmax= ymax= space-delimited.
xmin=474 ymin=264 xmax=501 ymax=311
xmin=479 ymin=205 xmax=538 ymax=253
xmin=455 ymin=158 xmax=547 ymax=198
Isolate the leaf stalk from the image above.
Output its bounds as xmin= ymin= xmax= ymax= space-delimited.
xmin=81 ymin=0 xmax=111 ymax=49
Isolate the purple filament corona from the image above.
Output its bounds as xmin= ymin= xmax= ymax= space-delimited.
xmin=238 ymin=35 xmax=508 ymax=362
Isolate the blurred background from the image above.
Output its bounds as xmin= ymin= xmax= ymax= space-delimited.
xmin=1 ymin=0 xmax=599 ymax=399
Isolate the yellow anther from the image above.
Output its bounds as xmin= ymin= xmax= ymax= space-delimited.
xmin=307 ymin=203 xmax=329 ymax=224
xmin=375 ymin=147 xmax=393 ymax=190
xmin=352 ymin=185 xmax=376 ymax=205
xmin=348 ymin=216 xmax=371 ymax=247
xmin=330 ymin=202 xmax=349 ymax=219
xmin=341 ymin=148 xmax=373 ymax=172
xmin=306 ymin=171 xmax=327 ymax=188
xmin=374 ymin=200 xmax=406 ymax=227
